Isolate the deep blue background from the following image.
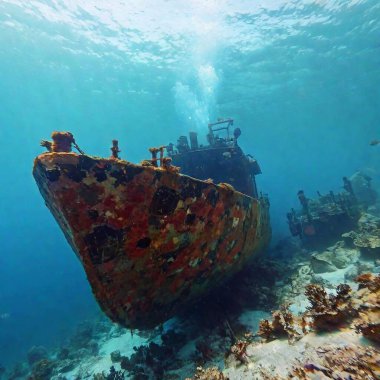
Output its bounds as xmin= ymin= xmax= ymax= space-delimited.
xmin=0 ymin=0 xmax=379 ymax=365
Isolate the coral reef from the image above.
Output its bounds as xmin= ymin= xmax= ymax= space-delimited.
xmin=94 ymin=366 xmax=125 ymax=380
xmin=355 ymin=272 xmax=380 ymax=291
xmin=310 ymin=242 xmax=360 ymax=273
xmin=259 ymin=273 xmax=379 ymax=339
xmin=356 ymin=322 xmax=380 ymax=343
xmin=342 ymin=213 xmax=380 ymax=256
xmin=119 ymin=329 xmax=186 ymax=379
xmin=353 ymin=273 xmax=380 ymax=344
xmin=186 ymin=366 xmax=227 ymax=380
xmin=350 ymin=171 xmax=378 ymax=208
xmin=229 ymin=339 xmax=250 ymax=365
xmin=304 ymin=283 xmax=356 ymax=330
xmin=290 ymin=344 xmax=380 ymax=379
xmin=7 ymin=204 xmax=380 ymax=380
xmin=257 ymin=304 xmax=303 ymax=343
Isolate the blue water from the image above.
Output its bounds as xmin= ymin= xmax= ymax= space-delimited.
xmin=0 ymin=0 xmax=379 ymax=367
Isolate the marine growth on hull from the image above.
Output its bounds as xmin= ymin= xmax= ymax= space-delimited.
xmin=33 ymin=120 xmax=271 ymax=330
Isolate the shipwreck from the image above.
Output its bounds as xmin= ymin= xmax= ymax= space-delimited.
xmin=287 ymin=179 xmax=361 ymax=249
xmin=33 ymin=119 xmax=271 ymax=329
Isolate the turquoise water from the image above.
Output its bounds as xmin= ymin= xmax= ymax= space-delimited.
xmin=0 ymin=0 xmax=379 ymax=367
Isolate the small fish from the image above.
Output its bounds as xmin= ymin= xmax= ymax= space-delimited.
xmin=370 ymin=140 xmax=380 ymax=146
xmin=0 ymin=313 xmax=10 ymax=320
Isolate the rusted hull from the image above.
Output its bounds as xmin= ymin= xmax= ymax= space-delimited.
xmin=33 ymin=153 xmax=271 ymax=329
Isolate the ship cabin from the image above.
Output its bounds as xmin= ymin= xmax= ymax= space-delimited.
xmin=166 ymin=119 xmax=261 ymax=198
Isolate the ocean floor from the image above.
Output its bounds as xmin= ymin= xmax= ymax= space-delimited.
xmin=3 ymin=206 xmax=380 ymax=379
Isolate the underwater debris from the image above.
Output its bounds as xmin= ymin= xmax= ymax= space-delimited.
xmin=287 ymin=178 xmax=361 ymax=249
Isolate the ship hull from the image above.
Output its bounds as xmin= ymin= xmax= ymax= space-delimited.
xmin=33 ymin=153 xmax=271 ymax=329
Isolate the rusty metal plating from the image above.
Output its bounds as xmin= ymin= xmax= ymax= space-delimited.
xmin=33 ymin=131 xmax=271 ymax=329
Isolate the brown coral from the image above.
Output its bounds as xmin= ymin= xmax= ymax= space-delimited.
xmin=51 ymin=131 xmax=75 ymax=152
xmin=290 ymin=344 xmax=380 ymax=379
xmin=162 ymin=157 xmax=180 ymax=173
xmin=230 ymin=339 xmax=249 ymax=364
xmin=305 ymin=283 xmax=356 ymax=330
xmin=258 ymin=304 xmax=302 ymax=343
xmin=258 ymin=319 xmax=273 ymax=341
xmin=186 ymin=366 xmax=227 ymax=380
xmin=355 ymin=273 xmax=380 ymax=292
xmin=356 ymin=322 xmax=380 ymax=344
xmin=352 ymin=274 xmax=380 ymax=343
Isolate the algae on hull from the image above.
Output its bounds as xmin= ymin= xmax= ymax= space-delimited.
xmin=33 ymin=127 xmax=271 ymax=329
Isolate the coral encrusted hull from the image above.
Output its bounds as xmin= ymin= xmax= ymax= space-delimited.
xmin=33 ymin=152 xmax=271 ymax=329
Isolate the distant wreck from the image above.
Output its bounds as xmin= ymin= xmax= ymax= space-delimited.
xmin=287 ymin=173 xmax=377 ymax=249
xmin=33 ymin=119 xmax=271 ymax=329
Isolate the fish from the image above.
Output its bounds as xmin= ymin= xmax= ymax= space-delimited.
xmin=0 ymin=313 xmax=10 ymax=320
xmin=370 ymin=140 xmax=380 ymax=146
